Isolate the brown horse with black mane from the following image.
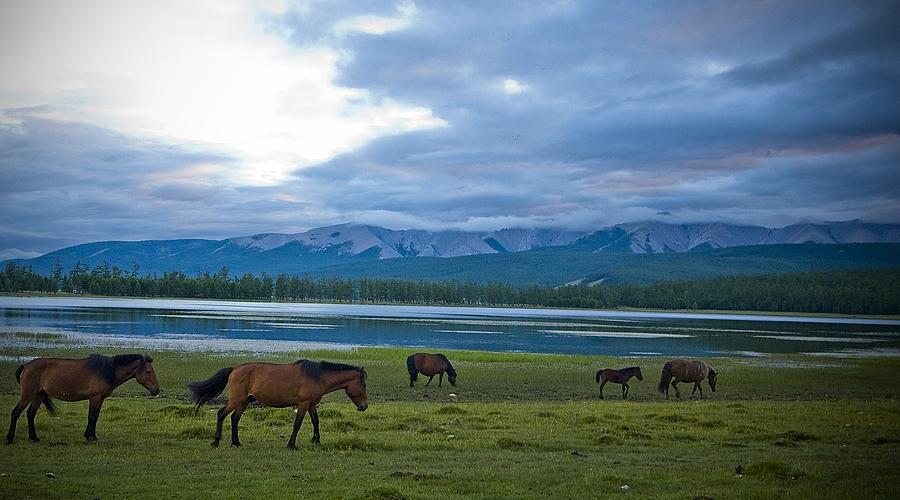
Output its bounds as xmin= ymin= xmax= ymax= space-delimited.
xmin=407 ymin=353 xmax=456 ymax=387
xmin=658 ymin=359 xmax=717 ymax=399
xmin=6 ymin=354 xmax=160 ymax=443
xmin=188 ymin=360 xmax=367 ymax=449
xmin=595 ymin=366 xmax=643 ymax=399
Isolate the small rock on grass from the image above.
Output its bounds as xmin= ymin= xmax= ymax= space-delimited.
xmin=45 ymin=472 xmax=56 ymax=479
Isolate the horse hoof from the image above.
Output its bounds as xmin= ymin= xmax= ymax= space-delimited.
xmin=210 ymin=441 xmax=220 ymax=448
xmin=29 ymin=437 xmax=40 ymax=443
xmin=288 ymin=443 xmax=297 ymax=451
xmin=231 ymin=442 xmax=242 ymax=447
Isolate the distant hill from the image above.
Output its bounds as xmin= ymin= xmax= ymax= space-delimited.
xmin=5 ymin=220 xmax=900 ymax=285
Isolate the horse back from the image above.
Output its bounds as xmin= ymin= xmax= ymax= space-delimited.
xmin=230 ymin=362 xmax=318 ymax=407
xmin=412 ymin=353 xmax=448 ymax=376
xmin=18 ymin=357 xmax=108 ymax=401
xmin=669 ymin=359 xmax=706 ymax=382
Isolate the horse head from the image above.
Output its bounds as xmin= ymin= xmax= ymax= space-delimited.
xmin=635 ymin=367 xmax=644 ymax=381
xmin=707 ymin=368 xmax=717 ymax=392
xmin=345 ymin=367 xmax=368 ymax=411
xmin=134 ymin=355 xmax=161 ymax=396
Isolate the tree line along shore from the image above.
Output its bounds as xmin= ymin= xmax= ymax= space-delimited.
xmin=2 ymin=261 xmax=898 ymax=315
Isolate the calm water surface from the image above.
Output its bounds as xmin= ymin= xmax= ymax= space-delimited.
xmin=1 ymin=297 xmax=899 ymax=357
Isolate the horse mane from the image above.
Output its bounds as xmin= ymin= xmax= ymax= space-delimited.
xmin=86 ymin=354 xmax=146 ymax=385
xmin=623 ymin=366 xmax=640 ymax=372
xmin=297 ymin=360 xmax=362 ymax=381
xmin=437 ymin=354 xmax=456 ymax=376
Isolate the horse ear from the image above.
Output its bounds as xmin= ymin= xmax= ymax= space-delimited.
xmin=144 ymin=355 xmax=154 ymax=363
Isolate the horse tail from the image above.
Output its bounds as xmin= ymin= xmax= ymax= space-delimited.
xmin=406 ymin=355 xmax=418 ymax=382
xmin=15 ymin=364 xmax=24 ymax=384
xmin=595 ymin=369 xmax=602 ymax=384
xmin=187 ymin=367 xmax=233 ymax=414
xmin=658 ymin=362 xmax=672 ymax=394
xmin=42 ymin=397 xmax=57 ymax=416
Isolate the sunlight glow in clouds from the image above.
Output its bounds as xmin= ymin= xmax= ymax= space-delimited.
xmin=502 ymin=79 xmax=525 ymax=94
xmin=333 ymin=1 xmax=418 ymax=36
xmin=0 ymin=0 xmax=443 ymax=186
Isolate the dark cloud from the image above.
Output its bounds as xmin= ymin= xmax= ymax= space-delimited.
xmin=2 ymin=1 xmax=899 ymax=257
xmin=281 ymin=0 xmax=900 ymax=228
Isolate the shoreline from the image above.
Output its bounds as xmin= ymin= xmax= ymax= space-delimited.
xmin=2 ymin=291 xmax=898 ymax=322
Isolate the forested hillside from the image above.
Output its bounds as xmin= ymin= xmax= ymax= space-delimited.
xmin=3 ymin=261 xmax=897 ymax=315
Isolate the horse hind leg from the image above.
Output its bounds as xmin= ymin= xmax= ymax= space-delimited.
xmin=598 ymin=380 xmax=607 ymax=399
xmin=26 ymin=395 xmax=46 ymax=442
xmin=230 ymin=399 xmax=251 ymax=447
xmin=6 ymin=396 xmax=29 ymax=444
xmin=212 ymin=401 xmax=238 ymax=447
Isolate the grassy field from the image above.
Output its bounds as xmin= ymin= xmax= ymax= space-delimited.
xmin=0 ymin=346 xmax=898 ymax=499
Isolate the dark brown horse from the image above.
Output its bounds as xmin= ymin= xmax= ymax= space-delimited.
xmin=595 ymin=366 xmax=643 ymax=399
xmin=658 ymin=359 xmax=717 ymax=399
xmin=406 ymin=353 xmax=456 ymax=387
xmin=188 ymin=360 xmax=367 ymax=449
xmin=6 ymin=354 xmax=160 ymax=443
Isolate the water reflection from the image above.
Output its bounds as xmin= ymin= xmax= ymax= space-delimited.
xmin=1 ymin=297 xmax=898 ymax=356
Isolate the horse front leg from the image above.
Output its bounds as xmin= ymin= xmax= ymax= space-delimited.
xmin=439 ymin=373 xmax=443 ymax=387
xmin=622 ymin=383 xmax=629 ymax=400
xmin=697 ymin=383 xmax=704 ymax=400
xmin=288 ymin=403 xmax=309 ymax=450
xmin=309 ymin=405 xmax=320 ymax=445
xmin=425 ymin=375 xmax=435 ymax=386
xmin=671 ymin=381 xmax=680 ymax=398
xmin=5 ymin=397 xmax=29 ymax=444
xmin=84 ymin=397 xmax=104 ymax=442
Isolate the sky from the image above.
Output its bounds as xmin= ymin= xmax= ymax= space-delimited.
xmin=1 ymin=0 xmax=899 ymax=259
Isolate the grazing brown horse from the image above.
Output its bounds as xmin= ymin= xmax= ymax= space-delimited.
xmin=6 ymin=354 xmax=160 ymax=443
xmin=188 ymin=360 xmax=368 ymax=449
xmin=406 ymin=353 xmax=456 ymax=388
xmin=595 ymin=366 xmax=643 ymax=399
xmin=658 ymin=359 xmax=717 ymax=399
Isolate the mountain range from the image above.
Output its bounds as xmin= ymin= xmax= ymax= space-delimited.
xmin=6 ymin=220 xmax=900 ymax=285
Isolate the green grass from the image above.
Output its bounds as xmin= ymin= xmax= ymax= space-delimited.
xmin=0 ymin=347 xmax=898 ymax=499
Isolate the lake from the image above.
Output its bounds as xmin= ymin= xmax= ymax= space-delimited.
xmin=1 ymin=296 xmax=899 ymax=358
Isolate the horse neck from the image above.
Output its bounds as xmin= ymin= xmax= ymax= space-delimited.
xmin=320 ymin=369 xmax=359 ymax=393
xmin=112 ymin=360 xmax=141 ymax=387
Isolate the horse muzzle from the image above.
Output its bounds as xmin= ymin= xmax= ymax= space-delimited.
xmin=356 ymin=402 xmax=368 ymax=412
xmin=149 ymin=387 xmax=161 ymax=396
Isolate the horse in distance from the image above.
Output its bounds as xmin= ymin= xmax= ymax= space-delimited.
xmin=595 ymin=366 xmax=643 ymax=399
xmin=188 ymin=359 xmax=367 ymax=449
xmin=6 ymin=354 xmax=160 ymax=443
xmin=406 ymin=353 xmax=456 ymax=387
xmin=657 ymin=359 xmax=717 ymax=399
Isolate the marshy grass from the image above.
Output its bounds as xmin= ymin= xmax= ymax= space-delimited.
xmin=0 ymin=346 xmax=897 ymax=498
